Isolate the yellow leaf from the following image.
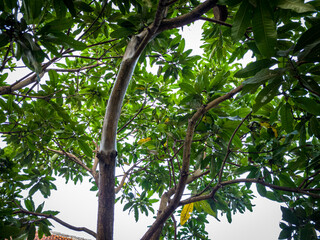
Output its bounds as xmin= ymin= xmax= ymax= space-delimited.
xmin=271 ymin=127 xmax=278 ymax=137
xmin=180 ymin=203 xmax=194 ymax=226
xmin=261 ymin=122 xmax=278 ymax=137
xmin=136 ymin=87 xmax=145 ymax=90
xmin=137 ymin=137 xmax=151 ymax=144
xmin=260 ymin=122 xmax=270 ymax=128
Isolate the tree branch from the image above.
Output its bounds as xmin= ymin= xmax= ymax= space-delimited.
xmin=117 ymin=100 xmax=148 ymax=134
xmin=141 ymin=84 xmax=243 ymax=240
xmin=218 ymin=111 xmax=251 ymax=183
xmin=46 ymin=62 xmax=105 ymax=73
xmin=199 ymin=16 xmax=232 ymax=27
xmin=115 ymin=161 xmax=140 ymax=194
xmin=157 ymin=0 xmax=218 ymax=33
xmin=47 ymin=147 xmax=97 ymax=183
xmin=180 ymin=178 xmax=320 ymax=205
xmin=14 ymin=207 xmax=96 ymax=238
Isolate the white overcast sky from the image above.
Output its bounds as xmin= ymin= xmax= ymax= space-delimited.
xmin=2 ymin=20 xmax=283 ymax=239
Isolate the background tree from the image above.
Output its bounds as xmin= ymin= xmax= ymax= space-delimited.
xmin=0 ymin=0 xmax=320 ymax=239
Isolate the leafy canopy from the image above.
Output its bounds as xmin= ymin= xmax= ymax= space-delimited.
xmin=0 ymin=0 xmax=320 ymax=239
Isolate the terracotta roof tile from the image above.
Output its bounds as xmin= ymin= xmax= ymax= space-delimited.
xmin=34 ymin=232 xmax=89 ymax=240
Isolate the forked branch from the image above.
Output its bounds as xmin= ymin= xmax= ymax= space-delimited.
xmin=141 ymin=84 xmax=243 ymax=240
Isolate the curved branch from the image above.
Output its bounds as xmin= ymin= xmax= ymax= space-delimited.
xmin=14 ymin=207 xmax=96 ymax=238
xmin=180 ymin=178 xmax=320 ymax=206
xmin=157 ymin=0 xmax=218 ymax=33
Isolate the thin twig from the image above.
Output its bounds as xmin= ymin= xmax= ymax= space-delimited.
xmin=298 ymin=169 xmax=320 ymax=189
xmin=78 ymin=0 xmax=109 ymax=40
xmin=0 ymin=43 xmax=12 ymax=71
xmin=117 ymin=100 xmax=149 ymax=134
xmin=218 ymin=111 xmax=252 ymax=183
xmin=199 ymin=16 xmax=232 ymax=27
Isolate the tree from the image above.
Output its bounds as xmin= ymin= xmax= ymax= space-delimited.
xmin=0 ymin=0 xmax=320 ymax=239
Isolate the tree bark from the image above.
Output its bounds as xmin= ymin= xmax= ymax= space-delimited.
xmin=97 ymin=151 xmax=117 ymax=240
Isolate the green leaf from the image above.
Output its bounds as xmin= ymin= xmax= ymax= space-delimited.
xmin=294 ymin=23 xmax=320 ymax=53
xmin=299 ymin=77 xmax=320 ymax=96
xmin=256 ymin=183 xmax=267 ymax=197
xmin=299 ymin=224 xmax=317 ymax=240
xmin=234 ymin=59 xmax=278 ymax=78
xmin=252 ymin=0 xmax=277 ymax=57
xmin=134 ymin=206 xmax=139 ymax=222
xmin=279 ymin=173 xmax=296 ymax=188
xmin=231 ymin=0 xmax=252 ymax=41
xmin=199 ymin=200 xmax=216 ymax=218
xmin=22 ymin=0 xmax=43 ymax=22
xmin=279 ymin=228 xmax=292 ymax=239
xmin=27 ymin=224 xmax=36 ymax=240
xmin=277 ymin=0 xmax=315 ymax=13
xmin=53 ymin=0 xmax=67 ymax=18
xmin=38 ymin=18 xmax=74 ymax=34
xmin=36 ymin=202 xmax=45 ymax=213
xmin=280 ymin=103 xmax=294 ymax=133
xmin=281 ymin=206 xmax=299 ymax=225
xmin=62 ymin=0 xmax=76 ymax=16
xmin=310 ymin=116 xmax=320 ymax=139
xmin=297 ymin=39 xmax=320 ymax=61
xmin=123 ymin=202 xmax=133 ymax=211
xmin=110 ymin=28 xmax=136 ymax=38
xmin=253 ymin=78 xmax=281 ymax=112
xmin=227 ymin=210 xmax=232 ymax=223
xmin=179 ymin=82 xmax=197 ymax=95
xmin=0 ymin=33 xmax=10 ymax=48
xmin=74 ymin=1 xmax=94 ymax=12
xmin=29 ymin=183 xmax=40 ymax=196
xmin=309 ymin=64 xmax=320 ymax=75
xmin=294 ymin=97 xmax=320 ymax=116
xmin=48 ymin=69 xmax=59 ymax=87
xmin=24 ymin=198 xmax=35 ymax=211
xmin=243 ymin=69 xmax=280 ymax=85
xmin=44 ymin=33 xmax=87 ymax=50
xmin=4 ymin=0 xmax=18 ymax=9
xmin=78 ymin=140 xmax=92 ymax=158
xmin=27 ymin=137 xmax=37 ymax=151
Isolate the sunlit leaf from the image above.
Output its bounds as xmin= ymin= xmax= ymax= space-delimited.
xmin=180 ymin=203 xmax=194 ymax=226
xmin=277 ymin=0 xmax=315 ymax=13
xmin=137 ymin=137 xmax=151 ymax=144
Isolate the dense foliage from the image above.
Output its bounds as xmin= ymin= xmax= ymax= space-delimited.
xmin=0 ymin=0 xmax=320 ymax=239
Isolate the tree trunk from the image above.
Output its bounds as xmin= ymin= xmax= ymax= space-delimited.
xmin=97 ymin=151 xmax=117 ymax=240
